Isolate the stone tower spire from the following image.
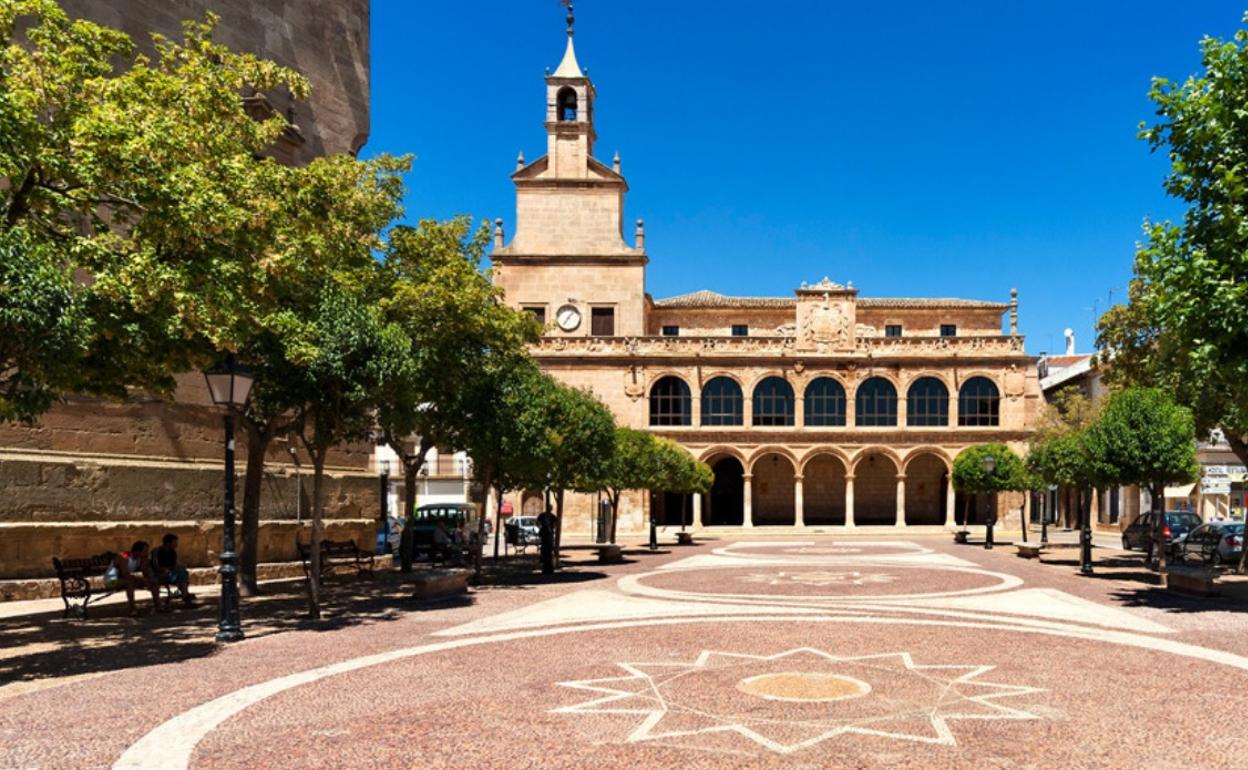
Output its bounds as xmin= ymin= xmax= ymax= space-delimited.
xmin=544 ymin=0 xmax=595 ymax=177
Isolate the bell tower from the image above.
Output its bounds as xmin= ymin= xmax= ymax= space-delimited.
xmin=493 ymin=2 xmax=647 ymax=338
xmin=545 ymin=3 xmax=595 ymax=178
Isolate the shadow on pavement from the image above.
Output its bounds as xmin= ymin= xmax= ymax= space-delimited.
xmin=0 ymin=568 xmax=451 ymax=692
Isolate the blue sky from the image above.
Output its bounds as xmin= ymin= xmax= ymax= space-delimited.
xmin=367 ymin=1 xmax=1244 ymax=356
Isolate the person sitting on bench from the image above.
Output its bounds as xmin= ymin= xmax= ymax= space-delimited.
xmin=152 ymin=533 xmax=195 ymax=607
xmin=103 ymin=541 xmax=160 ymax=616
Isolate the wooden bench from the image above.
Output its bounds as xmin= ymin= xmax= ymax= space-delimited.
xmin=52 ymin=553 xmax=174 ymax=619
xmin=597 ymin=544 xmax=623 ymax=563
xmin=1166 ymin=566 xmax=1219 ymax=597
xmin=1016 ymin=544 xmax=1043 ymax=559
xmin=297 ymin=539 xmax=374 ymax=581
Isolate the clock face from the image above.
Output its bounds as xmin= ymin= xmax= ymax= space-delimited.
xmin=556 ymin=304 xmax=581 ymax=331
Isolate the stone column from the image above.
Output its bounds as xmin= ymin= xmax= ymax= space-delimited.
xmin=794 ymin=397 xmax=805 ymax=429
xmin=896 ymin=475 xmax=906 ymax=527
xmin=743 ymin=396 xmax=753 ymax=427
xmin=949 ymin=393 xmax=959 ymax=428
xmin=742 ymin=473 xmax=754 ymax=527
xmin=845 ymin=475 xmax=856 ymax=528
xmin=945 ymin=475 xmax=956 ymax=527
xmin=691 ymin=395 xmax=702 ymax=428
xmin=845 ymin=394 xmax=856 ymax=427
xmin=896 ymin=392 xmax=908 ymax=427
xmin=692 ymin=493 xmax=704 ymax=530
xmin=794 ymin=474 xmax=805 ymax=528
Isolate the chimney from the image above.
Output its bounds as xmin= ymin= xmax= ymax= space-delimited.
xmin=1064 ymin=328 xmax=1075 ymax=356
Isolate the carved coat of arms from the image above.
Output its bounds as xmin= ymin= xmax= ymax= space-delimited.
xmin=802 ymin=295 xmax=851 ymax=349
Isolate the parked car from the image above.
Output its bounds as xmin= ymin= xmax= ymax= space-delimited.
xmin=1179 ymin=522 xmax=1244 ymax=567
xmin=1122 ymin=511 xmax=1202 ymax=555
xmin=504 ymin=515 xmax=540 ymax=546
xmin=398 ymin=503 xmax=488 ymax=568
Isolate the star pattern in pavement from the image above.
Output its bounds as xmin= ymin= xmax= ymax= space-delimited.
xmin=738 ymin=570 xmax=899 ymax=587
xmin=553 ymin=647 xmax=1046 ymax=755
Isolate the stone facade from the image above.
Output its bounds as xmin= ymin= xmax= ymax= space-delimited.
xmin=492 ymin=21 xmax=1041 ymax=536
xmin=0 ymin=1 xmax=375 ymax=581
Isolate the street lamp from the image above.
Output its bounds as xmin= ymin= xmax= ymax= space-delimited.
xmin=379 ymin=459 xmax=391 ymax=555
xmin=203 ymin=354 xmax=254 ymax=643
xmin=982 ymin=454 xmax=996 ymax=550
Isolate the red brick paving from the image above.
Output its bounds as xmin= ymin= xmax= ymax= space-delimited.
xmin=3 ymin=535 xmax=1248 ymax=769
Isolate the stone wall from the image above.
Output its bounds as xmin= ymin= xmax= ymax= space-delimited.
xmin=59 ymin=0 xmax=371 ymax=161
xmin=2 ymin=518 xmax=376 ymax=579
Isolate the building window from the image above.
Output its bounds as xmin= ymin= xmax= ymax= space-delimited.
xmin=661 ymin=325 xmax=680 ymax=336
xmin=804 ymin=377 xmax=846 ymax=427
xmin=590 ymin=307 xmax=615 ymax=336
xmin=523 ymin=306 xmax=546 ymax=324
xmin=958 ymin=376 xmax=1000 ymax=426
xmin=885 ymin=324 xmax=903 ymax=338
xmin=940 ymin=324 xmax=957 ymax=337
xmin=752 ymin=377 xmax=794 ymax=426
xmin=701 ymin=377 xmax=743 ymax=426
xmin=855 ymin=377 xmax=898 ymax=426
xmin=557 ymin=86 xmax=577 ymax=122
xmin=649 ymin=376 xmax=692 ymax=426
xmin=730 ymin=324 xmax=748 ymax=337
xmin=906 ymin=377 xmax=949 ymax=427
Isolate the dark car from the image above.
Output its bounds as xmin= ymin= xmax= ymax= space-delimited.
xmin=1122 ymin=511 xmax=1202 ymax=555
xmin=1179 ymin=522 xmax=1244 ymax=568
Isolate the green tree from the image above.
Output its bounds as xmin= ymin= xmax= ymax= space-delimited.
xmin=374 ymin=217 xmax=540 ymax=534
xmin=290 ymin=286 xmax=407 ymax=618
xmin=593 ymin=428 xmax=663 ymax=543
xmin=952 ymin=444 xmax=1029 ymax=534
xmin=1083 ymin=387 xmax=1200 ymax=570
xmin=521 ymin=382 xmax=616 ymax=568
xmin=648 ymin=438 xmax=713 ymax=531
xmin=1027 ymin=387 xmax=1099 ymax=535
xmin=1098 ymin=13 xmax=1248 ymax=472
xmin=1 ymin=4 xmax=318 ymax=410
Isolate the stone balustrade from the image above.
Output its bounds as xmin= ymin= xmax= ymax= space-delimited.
xmin=532 ymin=334 xmax=1026 ymax=359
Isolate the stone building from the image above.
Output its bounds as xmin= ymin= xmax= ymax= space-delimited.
xmin=0 ymin=0 xmax=377 ymax=582
xmin=491 ymin=15 xmax=1042 ymax=535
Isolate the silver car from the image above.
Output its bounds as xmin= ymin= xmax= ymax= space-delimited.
xmin=1179 ymin=522 xmax=1243 ymax=568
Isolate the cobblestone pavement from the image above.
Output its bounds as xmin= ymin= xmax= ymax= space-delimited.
xmin=4 ymin=535 xmax=1248 ymax=769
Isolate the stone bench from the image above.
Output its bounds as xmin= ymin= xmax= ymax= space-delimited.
xmin=1166 ymin=567 xmax=1219 ymax=597
xmin=676 ymin=532 xmax=695 ymax=546
xmin=597 ymin=544 xmax=623 ymax=563
xmin=411 ymin=569 xmax=470 ymax=600
xmin=1016 ymin=544 xmax=1043 ymax=559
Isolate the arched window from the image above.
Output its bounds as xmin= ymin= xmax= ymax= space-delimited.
xmin=752 ymin=377 xmax=794 ymax=426
xmin=855 ymin=377 xmax=898 ymax=426
xmin=907 ymin=377 xmax=949 ymax=427
xmin=557 ymin=87 xmax=578 ymax=122
xmin=649 ymin=376 xmax=691 ymax=426
xmin=701 ymin=377 xmax=743 ymax=426
xmin=958 ymin=377 xmax=1000 ymax=426
xmin=804 ymin=377 xmax=846 ymax=427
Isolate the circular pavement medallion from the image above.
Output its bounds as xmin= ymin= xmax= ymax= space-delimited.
xmin=737 ymin=671 xmax=872 ymax=702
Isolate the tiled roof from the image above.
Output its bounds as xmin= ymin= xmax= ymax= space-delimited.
xmin=653 ymin=290 xmax=1007 ymax=310
xmin=653 ymin=290 xmax=794 ymax=308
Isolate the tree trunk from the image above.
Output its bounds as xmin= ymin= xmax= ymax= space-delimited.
xmin=493 ymin=482 xmax=504 ymax=560
xmin=239 ymin=419 xmax=272 ymax=597
xmin=1151 ymin=483 xmax=1167 ymax=573
xmin=609 ymin=489 xmax=621 ymax=544
xmin=308 ymin=450 xmax=326 ymax=620
xmin=553 ymin=487 xmax=565 ymax=570
xmin=1020 ymin=492 xmax=1029 ymax=544
xmin=472 ymin=469 xmax=493 ymax=581
xmin=1226 ymin=432 xmax=1248 ymax=574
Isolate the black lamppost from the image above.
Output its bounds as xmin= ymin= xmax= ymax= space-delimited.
xmin=203 ymin=355 xmax=254 ymax=643
xmin=379 ymin=459 xmax=391 ymax=554
xmin=1041 ymin=485 xmax=1054 ymax=546
xmin=1079 ymin=489 xmax=1094 ymax=575
xmin=982 ymin=454 xmax=996 ymax=550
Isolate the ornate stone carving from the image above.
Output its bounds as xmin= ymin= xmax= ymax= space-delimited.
xmin=624 ymin=365 xmax=644 ymax=401
xmin=801 ymin=295 xmax=851 ymax=351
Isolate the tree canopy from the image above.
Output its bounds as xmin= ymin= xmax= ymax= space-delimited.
xmin=952 ymin=444 xmax=1030 ymax=494
xmin=1097 ymin=12 xmax=1248 ymax=467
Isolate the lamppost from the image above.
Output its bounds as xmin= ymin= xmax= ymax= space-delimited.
xmin=379 ymin=459 xmax=391 ymax=554
xmin=203 ymin=355 xmax=254 ymax=643
xmin=1079 ymin=490 xmax=1094 ymax=576
xmin=982 ymin=454 xmax=996 ymax=550
xmin=1042 ymin=485 xmax=1055 ymax=546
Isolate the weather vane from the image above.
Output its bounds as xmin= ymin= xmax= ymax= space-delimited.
xmin=560 ymin=0 xmax=575 ymax=36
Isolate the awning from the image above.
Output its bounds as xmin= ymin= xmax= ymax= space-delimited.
xmin=1164 ymin=484 xmax=1196 ymax=498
